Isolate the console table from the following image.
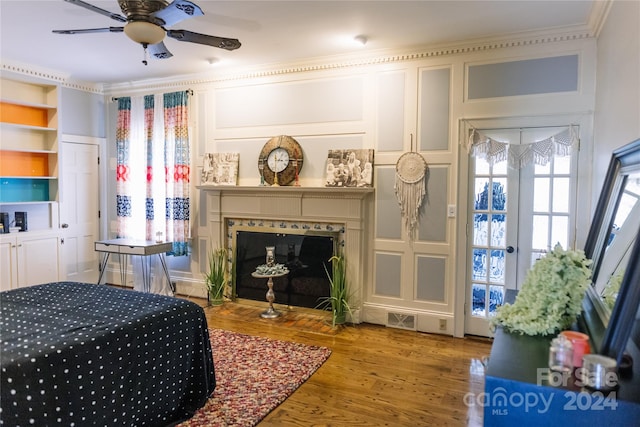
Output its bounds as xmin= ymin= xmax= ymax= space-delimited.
xmin=484 ymin=291 xmax=640 ymax=425
xmin=95 ymin=238 xmax=174 ymax=295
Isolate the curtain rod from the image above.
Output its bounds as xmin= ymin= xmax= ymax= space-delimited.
xmin=111 ymin=89 xmax=193 ymax=102
xmin=462 ymin=120 xmax=576 ymax=132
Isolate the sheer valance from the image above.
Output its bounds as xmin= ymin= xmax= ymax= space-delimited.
xmin=463 ymin=124 xmax=578 ymax=169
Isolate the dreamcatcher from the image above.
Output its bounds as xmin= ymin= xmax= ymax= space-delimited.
xmin=395 ymin=143 xmax=429 ymax=240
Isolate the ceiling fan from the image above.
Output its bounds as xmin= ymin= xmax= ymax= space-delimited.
xmin=53 ymin=0 xmax=241 ymax=65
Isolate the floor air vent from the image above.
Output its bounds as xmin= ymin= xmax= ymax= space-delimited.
xmin=386 ymin=312 xmax=417 ymax=330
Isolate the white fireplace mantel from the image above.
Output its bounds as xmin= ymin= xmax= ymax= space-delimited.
xmin=197 ymin=185 xmax=374 ymax=320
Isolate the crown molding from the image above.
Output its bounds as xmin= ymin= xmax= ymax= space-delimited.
xmin=104 ymin=26 xmax=594 ymax=96
xmin=588 ymin=0 xmax=614 ymax=38
xmin=4 ymin=24 xmax=596 ymax=97
xmin=1 ymin=60 xmax=103 ymax=94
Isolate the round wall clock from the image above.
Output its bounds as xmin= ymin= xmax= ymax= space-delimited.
xmin=258 ymin=135 xmax=304 ymax=186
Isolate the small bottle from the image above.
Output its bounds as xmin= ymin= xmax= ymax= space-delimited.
xmin=549 ymin=335 xmax=574 ymax=372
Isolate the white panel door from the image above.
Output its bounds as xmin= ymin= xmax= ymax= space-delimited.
xmin=60 ymin=141 xmax=100 ymax=283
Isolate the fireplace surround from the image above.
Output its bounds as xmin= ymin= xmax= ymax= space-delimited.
xmin=197 ymin=186 xmax=374 ymax=319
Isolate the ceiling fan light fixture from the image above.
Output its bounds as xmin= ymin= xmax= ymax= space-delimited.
xmin=124 ymin=21 xmax=165 ymax=45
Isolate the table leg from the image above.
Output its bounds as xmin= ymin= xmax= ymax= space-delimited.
xmin=261 ymin=276 xmax=281 ymax=318
xmin=119 ymin=254 xmax=128 ymax=287
xmin=140 ymin=255 xmax=151 ymax=292
xmin=158 ymin=253 xmax=174 ymax=295
xmin=97 ymin=253 xmax=110 ymax=285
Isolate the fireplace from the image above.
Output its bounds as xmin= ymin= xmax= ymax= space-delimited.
xmin=234 ymin=230 xmax=337 ymax=308
xmin=197 ymin=186 xmax=373 ymax=319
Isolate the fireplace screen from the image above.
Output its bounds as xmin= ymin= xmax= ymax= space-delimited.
xmin=234 ymin=230 xmax=336 ymax=309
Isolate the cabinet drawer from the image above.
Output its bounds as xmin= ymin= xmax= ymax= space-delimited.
xmin=95 ymin=242 xmax=120 ymax=253
xmin=118 ymin=245 xmax=147 ymax=255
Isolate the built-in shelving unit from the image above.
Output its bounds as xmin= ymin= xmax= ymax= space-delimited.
xmin=0 ymin=76 xmax=59 ymax=230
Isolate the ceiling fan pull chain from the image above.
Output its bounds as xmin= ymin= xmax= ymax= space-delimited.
xmin=142 ymin=43 xmax=149 ymax=66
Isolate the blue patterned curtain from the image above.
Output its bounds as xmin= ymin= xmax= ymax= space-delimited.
xmin=143 ymin=95 xmax=156 ymax=241
xmin=114 ymin=91 xmax=190 ymax=256
xmin=115 ymin=97 xmax=132 ymax=238
xmin=163 ymin=91 xmax=190 ymax=256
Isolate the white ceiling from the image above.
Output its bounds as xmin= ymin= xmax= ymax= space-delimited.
xmin=0 ymin=0 xmax=599 ymax=85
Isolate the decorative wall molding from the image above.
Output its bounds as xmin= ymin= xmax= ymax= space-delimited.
xmin=1 ymin=61 xmax=103 ymax=94
xmin=104 ymin=27 xmax=595 ymax=96
xmin=1 ymin=62 xmax=67 ymax=84
xmin=3 ymin=25 xmax=596 ymax=97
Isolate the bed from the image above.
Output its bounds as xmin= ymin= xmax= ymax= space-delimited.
xmin=0 ymin=282 xmax=215 ymax=426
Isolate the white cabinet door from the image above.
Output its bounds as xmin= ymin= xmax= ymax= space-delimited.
xmin=17 ymin=234 xmax=60 ymax=287
xmin=0 ymin=238 xmax=18 ymax=291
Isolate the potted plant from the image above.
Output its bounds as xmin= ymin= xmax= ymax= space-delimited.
xmin=317 ymin=254 xmax=353 ymax=327
xmin=491 ymin=244 xmax=592 ymax=336
xmin=204 ymin=246 xmax=227 ymax=306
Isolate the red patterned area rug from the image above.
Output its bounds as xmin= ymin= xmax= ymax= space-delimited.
xmin=178 ymin=329 xmax=332 ymax=427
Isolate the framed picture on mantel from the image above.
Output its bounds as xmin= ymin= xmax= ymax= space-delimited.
xmin=201 ymin=152 xmax=239 ymax=186
xmin=325 ymin=149 xmax=374 ymax=188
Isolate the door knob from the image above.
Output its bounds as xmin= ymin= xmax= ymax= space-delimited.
xmin=61 ymin=223 xmax=69 ymax=228
xmin=506 ymin=246 xmax=515 ymax=253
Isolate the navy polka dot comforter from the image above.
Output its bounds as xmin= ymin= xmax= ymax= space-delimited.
xmin=0 ymin=282 xmax=215 ymax=427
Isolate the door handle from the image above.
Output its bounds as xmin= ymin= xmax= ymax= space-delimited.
xmin=506 ymin=246 xmax=515 ymax=253
xmin=61 ymin=223 xmax=69 ymax=228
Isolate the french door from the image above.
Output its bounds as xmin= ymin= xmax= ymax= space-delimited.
xmin=464 ymin=127 xmax=578 ymax=337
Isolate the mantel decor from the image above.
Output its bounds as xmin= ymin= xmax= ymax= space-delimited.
xmin=491 ymin=244 xmax=592 ymax=336
xmin=201 ymin=152 xmax=239 ymax=186
xmin=258 ymin=135 xmax=303 ymax=186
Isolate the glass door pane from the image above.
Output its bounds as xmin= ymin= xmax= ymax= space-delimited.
xmin=470 ymin=157 xmax=514 ymax=319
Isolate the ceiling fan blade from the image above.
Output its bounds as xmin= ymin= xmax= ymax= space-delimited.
xmin=52 ymin=27 xmax=124 ymax=35
xmin=151 ymin=0 xmax=203 ymax=27
xmin=166 ymin=30 xmax=241 ymax=51
xmin=148 ymin=42 xmax=174 ymax=60
xmin=63 ymin=0 xmax=127 ymax=23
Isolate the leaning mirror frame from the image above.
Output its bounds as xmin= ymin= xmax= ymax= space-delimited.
xmin=582 ymin=138 xmax=640 ymax=364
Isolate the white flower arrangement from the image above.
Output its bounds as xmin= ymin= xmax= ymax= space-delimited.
xmin=491 ymin=244 xmax=593 ymax=336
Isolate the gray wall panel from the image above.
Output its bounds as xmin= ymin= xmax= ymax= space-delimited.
xmin=377 ymin=71 xmax=405 ymax=152
xmin=61 ymin=88 xmax=105 ymax=137
xmin=419 ymin=68 xmax=450 ymax=151
xmin=375 ymin=166 xmax=402 ymax=239
xmin=375 ymin=252 xmax=402 ymax=297
xmin=468 ymin=55 xmax=579 ymax=99
xmin=216 ymin=77 xmax=364 ymax=128
xmin=418 ymin=166 xmax=448 ymax=242
xmin=416 ymin=256 xmax=446 ymax=302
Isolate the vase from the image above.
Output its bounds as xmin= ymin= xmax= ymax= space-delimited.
xmin=208 ymin=291 xmax=224 ymax=306
xmin=333 ymin=312 xmax=346 ymax=326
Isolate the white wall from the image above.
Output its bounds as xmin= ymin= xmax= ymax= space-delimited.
xmin=593 ymin=0 xmax=640 ymax=202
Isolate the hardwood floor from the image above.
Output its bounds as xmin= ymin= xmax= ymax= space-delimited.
xmin=189 ymin=297 xmax=493 ymax=426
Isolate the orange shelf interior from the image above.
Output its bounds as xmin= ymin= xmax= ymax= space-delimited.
xmin=0 ymin=102 xmax=49 ymax=127
xmin=0 ymin=151 xmax=49 ymax=176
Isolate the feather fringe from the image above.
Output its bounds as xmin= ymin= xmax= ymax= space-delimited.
xmin=395 ymin=174 xmax=427 ymax=239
